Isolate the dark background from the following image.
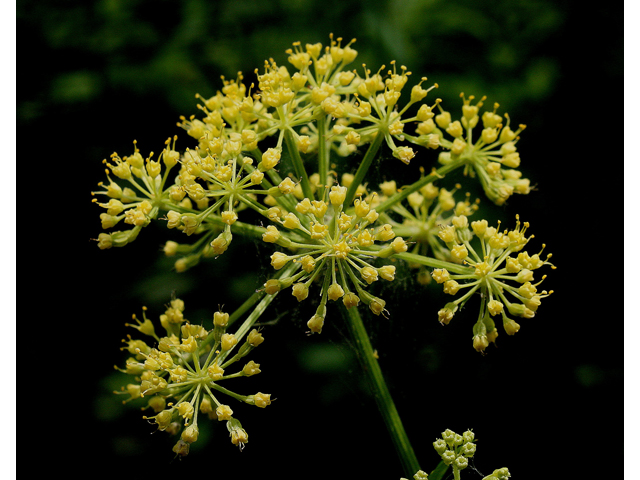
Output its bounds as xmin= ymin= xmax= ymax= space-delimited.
xmin=19 ymin=0 xmax=622 ymax=478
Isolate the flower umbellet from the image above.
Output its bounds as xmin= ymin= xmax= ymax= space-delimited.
xmin=431 ymin=429 xmax=511 ymax=480
xmin=115 ymin=298 xmax=269 ymax=455
xmin=375 ymin=178 xmax=480 ymax=284
xmin=262 ymin=184 xmax=406 ymax=330
xmin=430 ymin=215 xmax=554 ymax=352
xmin=96 ymin=35 xmax=555 ymax=476
xmin=433 ymin=93 xmax=530 ymax=206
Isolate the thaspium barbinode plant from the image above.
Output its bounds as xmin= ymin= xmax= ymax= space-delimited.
xmin=94 ymin=35 xmax=555 ymax=478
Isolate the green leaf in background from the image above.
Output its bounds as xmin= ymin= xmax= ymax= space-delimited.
xmin=429 ymin=459 xmax=450 ymax=480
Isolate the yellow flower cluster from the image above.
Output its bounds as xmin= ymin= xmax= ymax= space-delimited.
xmin=97 ymin=35 xmax=557 ymax=461
xmin=431 ymin=215 xmax=554 ymax=352
xmin=92 ymin=36 xmax=443 ymax=269
xmin=173 ymin=35 xmax=441 ymax=171
xmin=375 ymin=178 xmax=479 ymax=284
xmin=114 ymin=298 xmax=269 ymax=455
xmin=262 ymin=185 xmax=407 ymax=331
xmin=91 ymin=138 xmax=181 ymax=249
xmin=433 ymin=94 xmax=531 ymax=205
xmin=263 ymin=35 xmax=442 ymax=162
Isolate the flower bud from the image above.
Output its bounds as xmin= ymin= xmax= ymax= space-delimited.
xmin=243 ymin=360 xmax=261 ymax=376
xmin=247 ymin=329 xmax=264 ymax=347
xmin=442 ymin=429 xmax=456 ymax=446
xmin=216 ymin=405 xmax=233 ymax=421
xmin=181 ymin=424 xmax=199 ymax=443
xmin=433 ymin=438 xmax=447 ymax=455
xmin=292 ymin=283 xmax=309 ymax=302
xmin=361 ymin=266 xmax=378 ymax=284
xmin=221 ymin=333 xmax=238 ymax=351
xmin=213 ymin=311 xmax=229 ymax=328
xmin=329 ymin=185 xmax=347 ymax=205
xmin=343 ymin=292 xmax=360 ymax=308
xmin=264 ymin=279 xmax=282 ymax=295
xmin=461 ymin=442 xmax=476 ymax=457
xmin=253 ymin=392 xmax=271 ymax=408
xmin=454 ymin=456 xmax=468 ymax=470
xmin=327 ymin=283 xmax=344 ymax=301
xmin=378 ymin=265 xmax=396 ymax=281
xmin=208 ymin=364 xmax=224 ymax=380
xmin=438 ymin=302 xmax=458 ymax=325
xmin=262 ymin=225 xmax=280 ymax=243
xmin=435 ymin=111 xmax=451 ymax=129
xmin=473 ymin=334 xmax=489 ymax=352
xmin=503 ymin=318 xmax=521 ymax=335
xmin=442 ymin=450 xmax=456 ymax=465
xmin=487 ymin=300 xmax=504 ymax=316
xmin=259 ymin=147 xmax=281 ymax=171
xmin=270 ymin=252 xmax=290 ymax=270
xmin=443 ymin=280 xmax=460 ymax=295
xmin=307 ymin=314 xmax=324 ymax=333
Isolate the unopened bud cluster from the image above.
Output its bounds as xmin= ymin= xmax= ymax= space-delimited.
xmin=433 ymin=428 xmax=477 ymax=474
xmin=432 ymin=429 xmax=510 ymax=480
xmin=400 ymin=470 xmax=429 ymax=480
xmin=482 ymin=468 xmax=511 ymax=480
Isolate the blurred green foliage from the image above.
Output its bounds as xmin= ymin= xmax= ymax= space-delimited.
xmin=20 ymin=0 xmax=567 ymax=124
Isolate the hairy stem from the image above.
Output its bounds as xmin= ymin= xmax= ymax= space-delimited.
xmin=342 ymin=306 xmax=421 ymax=476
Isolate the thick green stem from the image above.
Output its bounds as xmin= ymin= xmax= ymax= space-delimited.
xmin=342 ymin=306 xmax=421 ymax=477
xmin=344 ymin=131 xmax=385 ymax=207
xmin=453 ymin=465 xmax=461 ymax=480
